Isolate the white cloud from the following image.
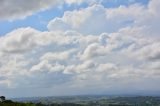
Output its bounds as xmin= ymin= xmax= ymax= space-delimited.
xmin=64 ymin=60 xmax=96 ymax=74
xmin=131 ymin=43 xmax=160 ymax=61
xmin=0 ymin=27 xmax=40 ymax=53
xmin=64 ymin=0 xmax=84 ymax=5
xmin=64 ymin=0 xmax=103 ymax=5
xmin=48 ymin=5 xmax=113 ymax=35
xmin=1 ymin=0 xmax=160 ymax=96
xmin=47 ymin=3 xmax=146 ymax=35
xmin=40 ymin=52 xmax=70 ymax=62
xmin=30 ymin=60 xmax=65 ymax=73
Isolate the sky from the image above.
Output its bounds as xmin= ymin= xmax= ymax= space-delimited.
xmin=0 ymin=0 xmax=160 ymax=98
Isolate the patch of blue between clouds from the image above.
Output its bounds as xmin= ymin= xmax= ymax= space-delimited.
xmin=102 ymin=0 xmax=149 ymax=8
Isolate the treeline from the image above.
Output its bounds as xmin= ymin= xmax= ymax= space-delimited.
xmin=0 ymin=100 xmax=84 ymax=106
xmin=0 ymin=100 xmax=36 ymax=106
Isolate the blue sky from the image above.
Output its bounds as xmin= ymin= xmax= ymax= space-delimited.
xmin=0 ymin=0 xmax=160 ymax=98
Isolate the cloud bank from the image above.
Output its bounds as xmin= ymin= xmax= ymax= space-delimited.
xmin=0 ymin=0 xmax=160 ymax=97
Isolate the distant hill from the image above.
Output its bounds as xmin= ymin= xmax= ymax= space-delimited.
xmin=11 ymin=96 xmax=160 ymax=106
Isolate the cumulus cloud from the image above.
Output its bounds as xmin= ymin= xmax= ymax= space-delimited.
xmin=0 ymin=27 xmax=40 ymax=53
xmin=47 ymin=3 xmax=145 ymax=35
xmin=48 ymin=5 xmax=113 ymax=35
xmin=132 ymin=43 xmax=160 ymax=61
xmin=0 ymin=0 xmax=160 ymax=96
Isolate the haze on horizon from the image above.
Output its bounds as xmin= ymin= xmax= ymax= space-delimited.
xmin=0 ymin=0 xmax=160 ymax=98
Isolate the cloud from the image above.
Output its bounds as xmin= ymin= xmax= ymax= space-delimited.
xmin=131 ymin=43 xmax=160 ymax=61
xmin=47 ymin=3 xmax=146 ymax=35
xmin=0 ymin=0 xmax=60 ymax=21
xmin=64 ymin=0 xmax=85 ymax=5
xmin=0 ymin=0 xmax=108 ymax=21
xmin=64 ymin=0 xmax=104 ymax=5
xmin=0 ymin=0 xmax=146 ymax=21
xmin=99 ymin=33 xmax=109 ymax=46
xmin=48 ymin=5 xmax=114 ymax=35
xmin=0 ymin=27 xmax=40 ymax=53
xmin=64 ymin=60 xmax=96 ymax=74
xmin=0 ymin=0 xmax=160 ymax=96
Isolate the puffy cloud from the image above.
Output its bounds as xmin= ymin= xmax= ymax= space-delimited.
xmin=48 ymin=0 xmax=160 ymax=38
xmin=30 ymin=60 xmax=65 ymax=73
xmin=48 ymin=5 xmax=115 ymax=35
xmin=132 ymin=43 xmax=160 ymax=61
xmin=1 ymin=0 xmax=160 ymax=96
xmin=47 ymin=3 xmax=145 ymax=35
xmin=0 ymin=27 xmax=40 ymax=53
xmin=81 ymin=43 xmax=108 ymax=60
xmin=64 ymin=60 xmax=96 ymax=74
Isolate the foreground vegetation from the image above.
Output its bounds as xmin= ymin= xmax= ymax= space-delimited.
xmin=0 ymin=100 xmax=36 ymax=106
xmin=0 ymin=101 xmax=83 ymax=106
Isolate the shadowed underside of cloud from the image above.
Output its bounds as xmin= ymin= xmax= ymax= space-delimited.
xmin=0 ymin=0 xmax=160 ymax=97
